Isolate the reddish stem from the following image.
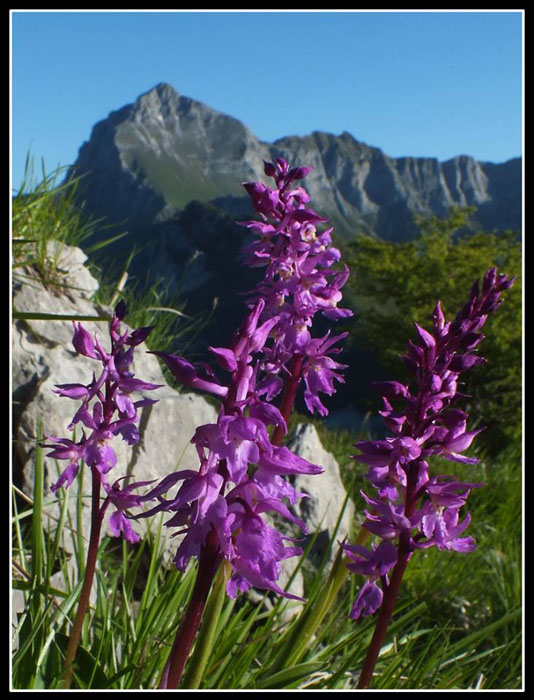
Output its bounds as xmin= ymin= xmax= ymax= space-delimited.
xmin=271 ymin=354 xmax=305 ymax=447
xmin=160 ymin=530 xmax=222 ymax=689
xmin=160 ymin=353 xmax=303 ymax=687
xmin=356 ymin=543 xmax=411 ymax=689
xmin=62 ymin=468 xmax=106 ymax=689
xmin=357 ymin=461 xmax=421 ymax=689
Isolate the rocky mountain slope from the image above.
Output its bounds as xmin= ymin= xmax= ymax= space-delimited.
xmin=71 ymin=81 xmax=521 ymax=242
xmin=67 ymin=82 xmax=521 ymax=351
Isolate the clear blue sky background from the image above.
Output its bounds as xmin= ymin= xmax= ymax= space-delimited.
xmin=11 ymin=10 xmax=523 ymax=190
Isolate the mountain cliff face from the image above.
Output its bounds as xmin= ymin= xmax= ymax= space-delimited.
xmin=69 ymin=82 xmax=521 ymax=349
xmin=72 ymin=82 xmax=521 ymax=243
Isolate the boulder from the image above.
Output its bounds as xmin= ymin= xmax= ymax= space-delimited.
xmin=287 ymin=423 xmax=355 ymax=567
xmin=12 ymin=242 xmax=218 ymax=567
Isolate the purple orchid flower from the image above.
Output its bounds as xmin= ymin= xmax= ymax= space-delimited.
xmin=41 ymin=303 xmax=161 ymax=541
xmin=238 ymin=158 xmax=353 ymax=412
xmin=138 ymin=160 xmax=352 ymax=604
xmin=103 ymin=477 xmax=157 ymax=543
xmin=344 ymin=267 xmax=513 ymax=620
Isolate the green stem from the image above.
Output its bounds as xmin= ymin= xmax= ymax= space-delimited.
xmin=61 ymin=468 xmax=106 ymax=689
xmin=279 ymin=545 xmax=349 ymax=672
xmin=27 ymin=427 xmax=45 ymax=687
xmin=31 ymin=426 xmax=44 ymax=583
xmin=278 ymin=512 xmax=372 ymax=672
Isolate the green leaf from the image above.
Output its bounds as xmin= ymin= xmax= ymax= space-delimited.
xmin=12 ymin=310 xmax=112 ymax=322
xmin=84 ymin=230 xmax=129 ymax=254
xmin=254 ymin=661 xmax=324 ymax=689
xmin=12 ymin=579 xmax=68 ymax=598
xmin=53 ymin=633 xmax=110 ymax=689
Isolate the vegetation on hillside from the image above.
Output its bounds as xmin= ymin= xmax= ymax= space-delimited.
xmin=339 ymin=206 xmax=522 ymax=456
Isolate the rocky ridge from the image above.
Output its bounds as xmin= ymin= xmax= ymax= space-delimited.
xmin=71 ymin=82 xmax=521 ymax=247
xmin=67 ymin=83 xmax=521 ymax=355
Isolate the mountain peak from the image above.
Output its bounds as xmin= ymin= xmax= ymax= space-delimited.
xmin=133 ymin=81 xmax=183 ymax=116
xmin=142 ymin=81 xmax=180 ymax=99
xmin=71 ymin=83 xmax=521 ymax=246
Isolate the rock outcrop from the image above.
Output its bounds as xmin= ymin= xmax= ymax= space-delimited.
xmin=12 ymin=242 xmax=219 ymax=565
xmin=288 ymin=423 xmax=355 ymax=566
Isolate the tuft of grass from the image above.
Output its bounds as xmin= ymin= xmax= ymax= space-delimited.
xmin=11 ymin=153 xmax=209 ymax=365
xmin=12 ymin=153 xmax=107 ymax=291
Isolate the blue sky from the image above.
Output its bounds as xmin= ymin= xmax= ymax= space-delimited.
xmin=11 ymin=10 xmax=523 ymax=190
